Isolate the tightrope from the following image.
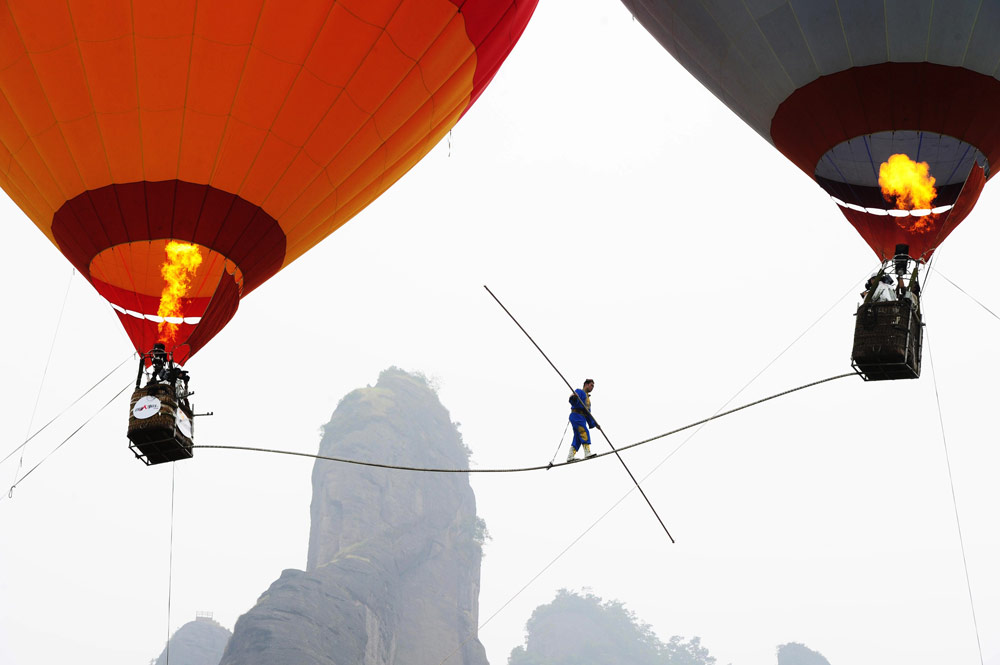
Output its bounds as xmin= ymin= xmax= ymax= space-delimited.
xmin=194 ymin=371 xmax=856 ymax=472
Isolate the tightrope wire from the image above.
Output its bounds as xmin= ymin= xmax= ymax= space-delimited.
xmin=196 ymin=275 xmax=868 ymax=475
xmin=433 ymin=273 xmax=865 ymax=664
xmin=194 ymin=372 xmax=854 ymax=472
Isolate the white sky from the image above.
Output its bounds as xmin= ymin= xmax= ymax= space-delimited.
xmin=1 ymin=2 xmax=998 ymax=665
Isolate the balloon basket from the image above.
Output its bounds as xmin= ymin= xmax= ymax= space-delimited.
xmin=127 ymin=385 xmax=194 ymax=465
xmin=851 ymin=299 xmax=923 ymax=381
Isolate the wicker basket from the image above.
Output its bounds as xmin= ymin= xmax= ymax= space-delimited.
xmin=127 ymin=384 xmax=194 ymax=464
xmin=851 ymin=300 xmax=922 ymax=380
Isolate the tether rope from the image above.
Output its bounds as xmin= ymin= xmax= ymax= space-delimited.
xmin=193 ymin=371 xmax=854 ymax=472
xmin=2 ymin=381 xmax=132 ymax=501
xmin=936 ymin=269 xmax=1000 ymax=323
xmin=1 ymin=354 xmax=134 ymax=467
xmin=438 ymin=481 xmax=638 ymax=665
xmin=10 ymin=268 xmax=75 ymax=492
xmin=165 ymin=464 xmax=176 ymax=665
xmin=548 ymin=421 xmax=570 ymax=466
xmin=926 ymin=330 xmax=984 ymax=665
xmin=435 ymin=274 xmax=866 ymax=665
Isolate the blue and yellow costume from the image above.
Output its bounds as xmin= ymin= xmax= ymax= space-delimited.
xmin=568 ymin=388 xmax=596 ymax=460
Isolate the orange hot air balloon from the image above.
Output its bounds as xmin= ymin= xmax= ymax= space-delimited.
xmin=623 ymin=0 xmax=997 ymax=263
xmin=0 ymin=0 xmax=537 ymax=363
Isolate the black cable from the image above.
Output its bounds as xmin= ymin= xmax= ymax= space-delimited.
xmin=614 ymin=372 xmax=855 ymax=453
xmin=482 ymin=284 xmax=676 ymax=542
xmin=438 ymin=275 xmax=864 ymax=664
xmin=197 ymin=271 xmax=865 ymax=479
xmin=195 ymin=371 xmax=852 ymax=473
xmin=620 ymin=277 xmax=866 ymax=500
xmin=198 ymin=273 xmax=865 ymax=477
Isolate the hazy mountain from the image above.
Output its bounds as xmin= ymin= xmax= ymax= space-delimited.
xmin=152 ymin=614 xmax=231 ymax=665
xmin=508 ymin=589 xmax=717 ymax=665
xmin=218 ymin=368 xmax=489 ymax=665
xmin=776 ymin=642 xmax=831 ymax=665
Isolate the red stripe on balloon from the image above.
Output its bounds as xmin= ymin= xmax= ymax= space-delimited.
xmin=51 ymin=181 xmax=286 ymax=295
xmin=90 ymin=274 xmax=242 ymax=364
xmin=450 ymin=0 xmax=537 ymax=107
xmin=52 ymin=180 xmax=284 ymax=361
xmin=836 ymin=164 xmax=986 ymax=261
xmin=771 ymin=62 xmax=1000 ymax=181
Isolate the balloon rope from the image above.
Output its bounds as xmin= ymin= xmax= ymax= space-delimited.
xmin=1 ymin=354 xmax=134 ymax=467
xmin=11 ymin=268 xmax=75 ymax=491
xmin=2 ymin=381 xmax=132 ymax=501
xmin=935 ymin=269 xmax=1000 ymax=322
xmin=165 ymin=463 xmax=176 ymax=665
xmin=926 ymin=331 xmax=985 ymax=665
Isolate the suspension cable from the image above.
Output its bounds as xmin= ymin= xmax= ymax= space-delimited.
xmin=196 ymin=272 xmax=866 ymax=475
xmin=630 ymin=271 xmax=866 ymax=470
xmin=926 ymin=330 xmax=984 ymax=665
xmin=935 ymin=270 xmax=1000 ymax=323
xmin=548 ymin=421 xmax=570 ymax=466
xmin=435 ymin=273 xmax=865 ymax=664
xmin=436 ymin=482 xmax=637 ymax=665
xmin=165 ymin=464 xmax=176 ymax=665
xmin=616 ymin=373 xmax=855 ymax=452
xmin=11 ymin=268 xmax=75 ymax=489
xmin=194 ymin=371 xmax=853 ymax=472
xmin=3 ymin=381 xmax=132 ymax=501
xmin=1 ymin=354 xmax=134 ymax=467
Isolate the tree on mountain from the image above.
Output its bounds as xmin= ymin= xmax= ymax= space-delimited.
xmin=776 ymin=642 xmax=831 ymax=665
xmin=508 ymin=589 xmax=716 ymax=665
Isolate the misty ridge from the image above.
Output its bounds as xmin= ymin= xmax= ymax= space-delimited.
xmin=150 ymin=368 xmax=831 ymax=665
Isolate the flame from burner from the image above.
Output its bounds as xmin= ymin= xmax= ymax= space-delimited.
xmin=878 ymin=153 xmax=937 ymax=234
xmin=156 ymin=241 xmax=203 ymax=345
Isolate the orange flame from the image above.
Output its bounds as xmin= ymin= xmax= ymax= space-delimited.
xmin=878 ymin=153 xmax=937 ymax=234
xmin=156 ymin=241 xmax=203 ymax=345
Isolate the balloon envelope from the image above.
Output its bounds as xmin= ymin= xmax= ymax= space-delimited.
xmin=0 ymin=0 xmax=537 ymax=362
xmin=625 ymin=0 xmax=999 ymax=261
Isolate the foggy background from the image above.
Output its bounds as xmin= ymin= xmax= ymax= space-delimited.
xmin=1 ymin=2 xmax=998 ymax=664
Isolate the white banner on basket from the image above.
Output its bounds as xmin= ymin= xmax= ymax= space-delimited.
xmin=133 ymin=395 xmax=161 ymax=419
xmin=176 ymin=408 xmax=193 ymax=438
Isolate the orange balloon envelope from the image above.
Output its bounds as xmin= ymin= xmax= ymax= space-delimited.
xmin=625 ymin=0 xmax=998 ymax=263
xmin=0 ymin=0 xmax=537 ymax=362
